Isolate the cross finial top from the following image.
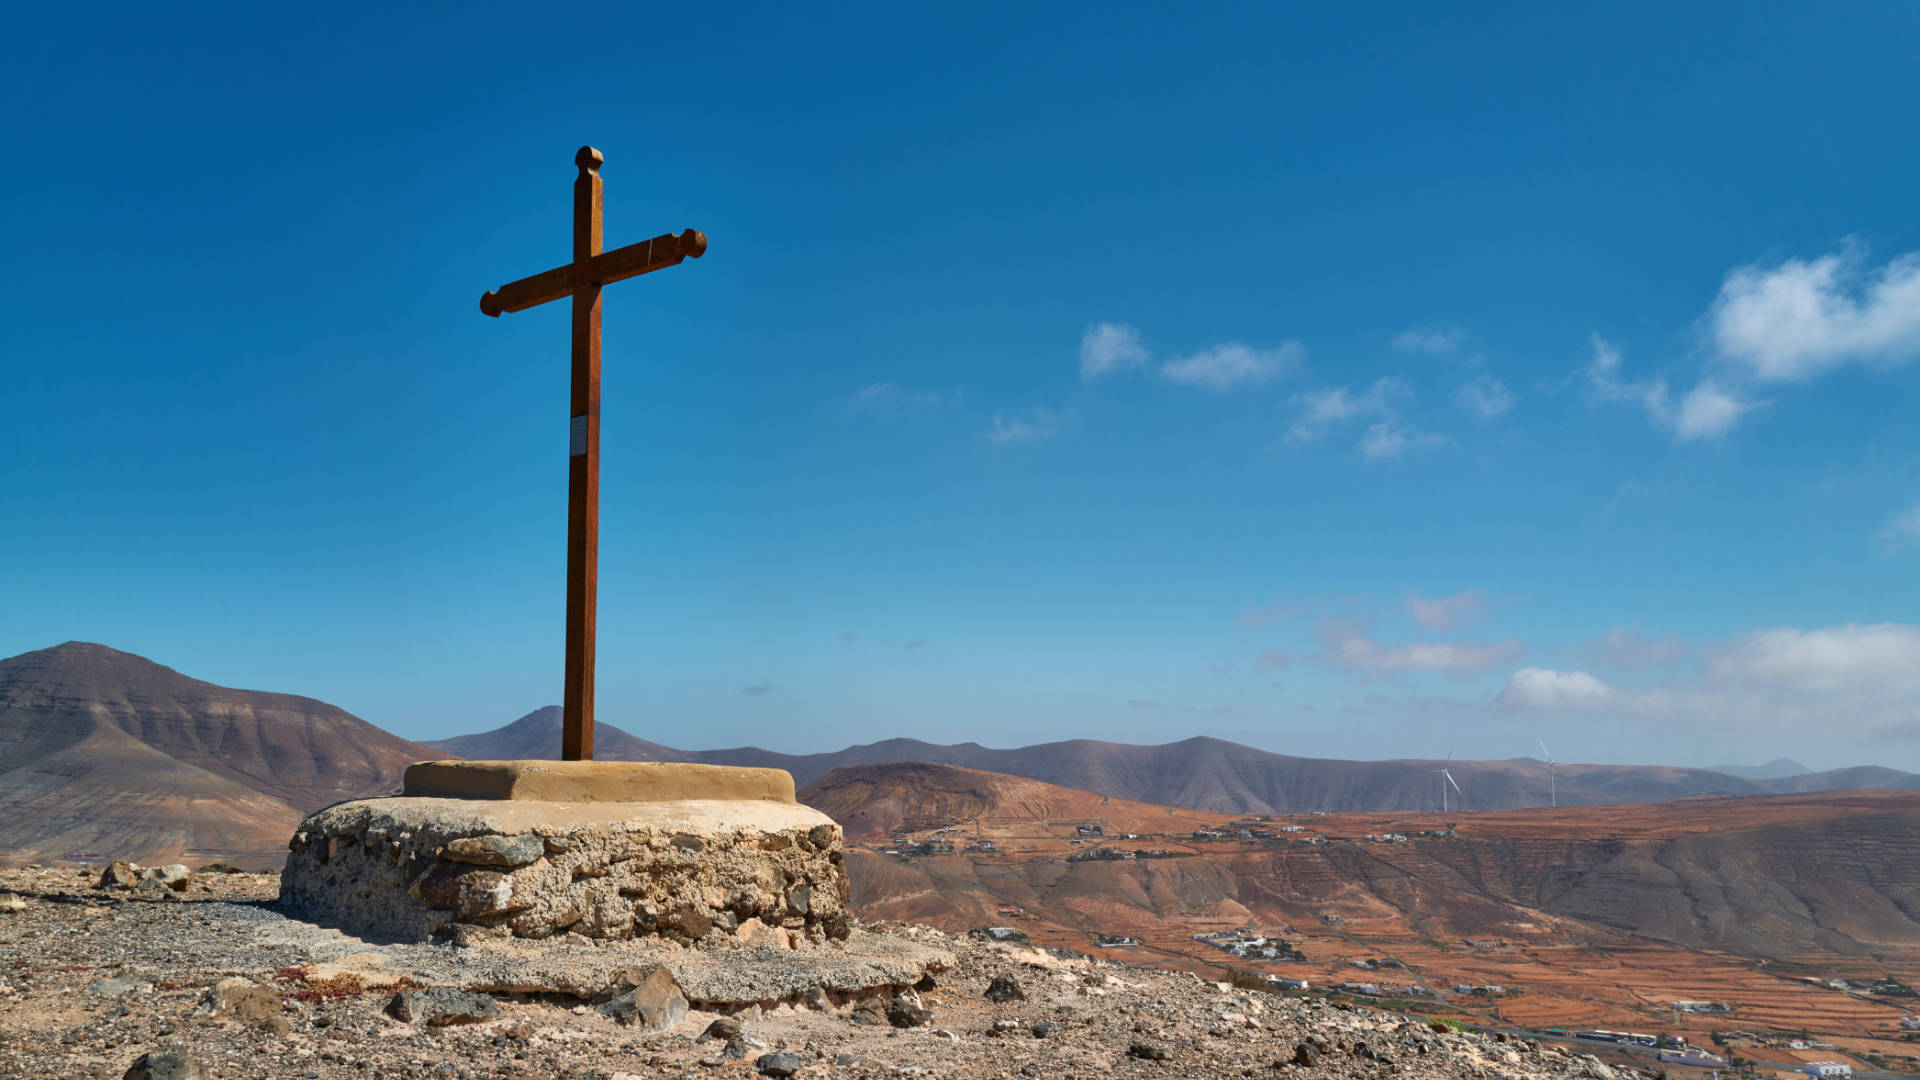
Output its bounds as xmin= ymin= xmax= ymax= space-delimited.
xmin=575 ymin=146 xmax=604 ymax=174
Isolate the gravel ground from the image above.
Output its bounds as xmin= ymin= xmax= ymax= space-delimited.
xmin=0 ymin=866 xmax=1646 ymax=1080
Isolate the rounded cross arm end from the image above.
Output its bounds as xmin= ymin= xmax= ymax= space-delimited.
xmin=480 ymin=290 xmax=504 ymax=317
xmin=681 ymin=228 xmax=708 ymax=258
xmin=575 ymin=146 xmax=604 ymax=174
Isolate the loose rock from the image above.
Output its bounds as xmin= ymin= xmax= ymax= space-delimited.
xmin=756 ymin=1051 xmax=805 ymax=1078
xmin=983 ymin=973 xmax=1025 ymax=1003
xmin=386 ymin=988 xmax=501 ymax=1026
xmin=602 ymin=967 xmax=687 ymax=1034
xmin=122 ymin=1046 xmax=210 ymax=1080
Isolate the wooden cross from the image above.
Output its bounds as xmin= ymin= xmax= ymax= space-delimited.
xmin=480 ymin=145 xmax=707 ymax=761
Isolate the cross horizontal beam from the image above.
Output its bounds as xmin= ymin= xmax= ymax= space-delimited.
xmin=480 ymin=228 xmax=708 ymax=317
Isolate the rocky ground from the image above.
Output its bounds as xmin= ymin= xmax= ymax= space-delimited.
xmin=0 ymin=866 xmax=1644 ymax=1080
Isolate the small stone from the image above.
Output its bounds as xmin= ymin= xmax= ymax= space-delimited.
xmin=98 ymin=862 xmax=137 ymax=889
xmin=443 ymin=834 xmax=546 ymax=868
xmin=670 ymin=833 xmax=706 ymax=851
xmin=386 ymin=988 xmax=501 ymax=1026
xmin=0 ymin=893 xmax=25 ymax=914
xmin=88 ymin=974 xmax=152 ymax=997
xmin=993 ymin=1019 xmax=1021 ymax=1034
xmin=699 ymin=1017 xmax=743 ymax=1043
xmin=848 ymin=998 xmax=888 ymax=1026
xmin=138 ymin=864 xmax=192 ymax=891
xmin=807 ymin=824 xmax=837 ymax=849
xmin=123 ymin=1046 xmax=209 ymax=1080
xmin=194 ymin=977 xmax=284 ymax=1029
xmin=785 ymin=884 xmax=811 ymax=916
xmin=755 ymin=1051 xmax=804 ymax=1077
xmin=724 ymin=1036 xmax=767 ymax=1059
xmin=984 ymin=973 xmax=1025 ymax=1003
xmin=886 ymin=993 xmax=934 ymax=1029
xmin=1291 ymin=1042 xmax=1319 ymax=1067
xmin=602 ymin=967 xmax=687 ymax=1034
xmin=1031 ymin=1020 xmax=1060 ymax=1039
xmin=1128 ymin=1041 xmax=1169 ymax=1061
xmin=799 ymin=986 xmax=829 ymax=1011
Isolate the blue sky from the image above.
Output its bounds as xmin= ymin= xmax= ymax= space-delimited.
xmin=4 ymin=3 xmax=1919 ymax=769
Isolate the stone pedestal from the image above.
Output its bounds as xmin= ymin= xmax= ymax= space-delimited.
xmin=279 ymin=761 xmax=851 ymax=947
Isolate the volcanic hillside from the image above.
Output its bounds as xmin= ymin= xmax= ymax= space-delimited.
xmin=0 ymin=642 xmax=443 ymax=867
xmin=799 ymin=761 xmax=1205 ymax=843
xmin=423 ymin=705 xmax=691 ymax=763
xmin=441 ymin=713 xmax=1920 ymax=814
xmin=805 ymin=762 xmax=1920 ymax=964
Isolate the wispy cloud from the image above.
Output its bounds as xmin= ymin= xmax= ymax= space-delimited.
xmin=1584 ymin=334 xmax=1753 ymax=441
xmin=1710 ymin=246 xmax=1920 ymax=382
xmin=1359 ymin=422 xmax=1446 ymax=460
xmin=1327 ymin=631 xmax=1521 ymax=672
xmin=1161 ymin=341 xmax=1304 ymax=389
xmin=1236 ymin=600 xmax=1296 ymax=628
xmin=986 ymin=407 xmax=1061 ymax=444
xmin=847 ymin=381 xmax=954 ymax=414
xmin=1256 ymin=649 xmax=1290 ymax=668
xmin=1408 ymin=589 xmax=1486 ymax=631
xmin=1877 ymin=503 xmax=1920 ymax=554
xmin=1392 ymin=326 xmax=1463 ymax=354
xmin=1454 ymin=374 xmax=1515 ymax=418
xmin=1080 ymin=322 xmax=1150 ymax=380
xmin=1571 ymin=627 xmax=1687 ymax=668
xmin=742 ymin=683 xmax=773 ymax=696
xmin=1287 ymin=377 xmax=1410 ymax=443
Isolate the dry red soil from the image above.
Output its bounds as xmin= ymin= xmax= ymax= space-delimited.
xmin=817 ymin=766 xmax=1920 ymax=1065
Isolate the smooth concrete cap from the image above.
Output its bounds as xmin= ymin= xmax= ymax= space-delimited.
xmin=403 ymin=760 xmax=797 ymax=804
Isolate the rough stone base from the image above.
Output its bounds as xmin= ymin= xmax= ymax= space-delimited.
xmin=279 ymin=794 xmax=851 ymax=947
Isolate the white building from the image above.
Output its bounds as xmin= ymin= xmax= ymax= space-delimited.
xmin=1803 ymin=1062 xmax=1852 ymax=1079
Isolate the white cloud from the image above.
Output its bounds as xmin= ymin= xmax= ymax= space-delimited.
xmin=986 ymin=408 xmax=1060 ymax=444
xmin=1392 ymin=327 xmax=1463 ymax=354
xmin=1287 ymin=377 xmax=1411 ymax=443
xmin=1497 ymin=623 xmax=1920 ymax=744
xmin=1409 ymin=590 xmax=1486 ymax=631
xmin=1497 ymin=668 xmax=1615 ymax=710
xmin=1080 ymin=322 xmax=1150 ymax=380
xmin=1359 ymin=422 xmax=1446 ymax=459
xmin=1330 ymin=633 xmax=1521 ymax=672
xmin=1454 ymin=374 xmax=1515 ymax=418
xmin=1161 ymin=341 xmax=1304 ymax=389
xmin=1710 ymin=248 xmax=1920 ymax=382
xmin=1709 ymin=623 xmax=1920 ymax=694
xmin=1672 ymin=380 xmax=1752 ymax=441
xmin=1878 ymin=503 xmax=1920 ymax=554
xmin=1584 ymin=334 xmax=1752 ymax=441
xmin=848 ymin=381 xmax=953 ymax=414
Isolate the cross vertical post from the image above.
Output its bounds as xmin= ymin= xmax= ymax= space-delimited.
xmin=564 ymin=147 xmax=604 ymax=762
xmin=479 ymin=146 xmax=708 ymax=763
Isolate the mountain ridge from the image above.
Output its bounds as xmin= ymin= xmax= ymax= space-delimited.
xmin=433 ymin=708 xmax=1920 ymax=814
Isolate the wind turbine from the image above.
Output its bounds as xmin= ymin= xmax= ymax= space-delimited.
xmin=1539 ymin=739 xmax=1557 ymax=808
xmin=1433 ymin=747 xmax=1462 ymax=814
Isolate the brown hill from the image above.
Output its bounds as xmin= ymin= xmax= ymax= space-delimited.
xmin=803 ymin=762 xmax=1920 ymax=965
xmin=422 ymin=706 xmax=693 ymax=763
xmin=0 ymin=642 xmax=445 ymax=867
xmin=799 ymin=761 xmax=1202 ymax=842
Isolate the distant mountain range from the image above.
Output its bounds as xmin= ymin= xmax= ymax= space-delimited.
xmin=0 ymin=642 xmax=441 ymax=867
xmin=428 ymin=707 xmax=1920 ymax=813
xmin=5 ymin=641 xmax=1918 ymax=868
xmin=1709 ymin=757 xmax=1812 ymax=780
